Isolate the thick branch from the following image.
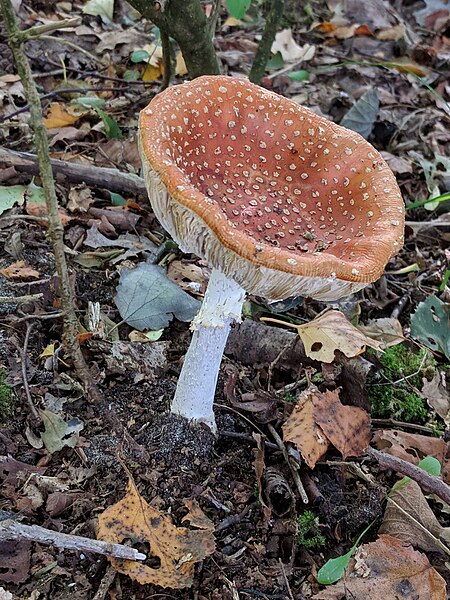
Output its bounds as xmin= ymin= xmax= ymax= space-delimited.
xmin=368 ymin=447 xmax=450 ymax=505
xmin=0 ymin=518 xmax=145 ymax=561
xmin=249 ymin=0 xmax=285 ymax=84
xmin=0 ymin=0 xmax=94 ymax=394
xmin=0 ymin=147 xmax=147 ymax=196
xmin=127 ymin=0 xmax=220 ymax=78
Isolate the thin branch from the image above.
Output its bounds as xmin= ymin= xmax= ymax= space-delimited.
xmin=367 ymin=446 xmax=450 ymax=505
xmin=0 ymin=0 xmax=96 ymax=398
xmin=160 ymin=25 xmax=171 ymax=91
xmin=0 ymin=293 xmax=43 ymax=305
xmin=0 ymin=518 xmax=146 ymax=561
xmin=18 ymin=17 xmax=81 ymax=40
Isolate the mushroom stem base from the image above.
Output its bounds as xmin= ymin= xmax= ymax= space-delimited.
xmin=171 ymin=269 xmax=245 ymax=433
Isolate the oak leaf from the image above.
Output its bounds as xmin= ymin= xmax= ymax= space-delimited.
xmin=97 ymin=480 xmax=215 ymax=588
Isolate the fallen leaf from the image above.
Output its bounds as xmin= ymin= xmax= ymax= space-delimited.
xmin=340 ymin=89 xmax=379 ymax=139
xmin=167 ymin=260 xmax=208 ymax=295
xmin=25 ymin=201 xmax=72 ymax=227
xmin=115 ymin=263 xmax=200 ymax=331
xmin=39 ymin=410 xmax=84 ymax=454
xmin=422 ymin=372 xmax=450 ymax=424
xmin=97 ymin=479 xmax=215 ymax=588
xmin=43 ymin=102 xmax=88 ymax=129
xmin=380 ymin=479 xmax=450 ymax=555
xmin=67 ymin=185 xmax=95 ymax=213
xmin=312 ymin=535 xmax=446 ymax=599
xmin=271 ymin=29 xmax=315 ymax=62
xmin=83 ymin=0 xmax=114 ymax=21
xmin=181 ymin=499 xmax=215 ymax=531
xmin=380 ymin=151 xmax=413 ymax=175
xmin=296 ymin=310 xmax=381 ymax=363
xmin=411 ymin=296 xmax=450 ymax=359
xmin=282 ymin=386 xmax=330 ymax=469
xmin=0 ymin=540 xmax=31 ymax=584
xmin=252 ymin=433 xmax=271 ymax=520
xmin=312 ymin=389 xmax=371 ymax=458
xmin=372 ymin=429 xmax=447 ymax=466
xmin=0 ymin=260 xmax=39 ymax=280
xmin=357 ymin=317 xmax=404 ymax=349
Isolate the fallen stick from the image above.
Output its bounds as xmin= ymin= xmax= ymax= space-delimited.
xmin=0 ymin=147 xmax=147 ymax=197
xmin=0 ymin=518 xmax=146 ymax=561
xmin=367 ymin=446 xmax=450 ymax=505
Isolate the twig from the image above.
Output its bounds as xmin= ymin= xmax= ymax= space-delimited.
xmin=215 ymin=502 xmax=259 ymax=533
xmin=17 ymin=17 xmax=81 ymax=40
xmin=0 ymin=293 xmax=43 ymax=305
xmin=12 ymin=322 xmax=39 ymax=419
xmin=0 ymin=147 xmax=147 ymax=196
xmin=38 ymin=34 xmax=101 ymax=65
xmin=367 ymin=446 xmax=450 ymax=505
xmin=371 ymin=418 xmax=434 ymax=434
xmin=267 ymin=424 xmax=308 ymax=504
xmin=0 ymin=0 xmax=98 ymax=399
xmin=249 ymin=0 xmax=285 ymax=85
xmin=278 ymin=559 xmax=295 ymax=600
xmin=0 ymin=518 xmax=146 ymax=561
xmin=92 ymin=565 xmax=117 ymax=600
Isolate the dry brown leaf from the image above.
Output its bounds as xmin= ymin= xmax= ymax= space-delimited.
xmin=181 ymin=499 xmax=214 ymax=531
xmin=372 ymin=429 xmax=447 ymax=466
xmin=380 ymin=479 xmax=450 ymax=555
xmin=167 ymin=260 xmax=207 ymax=295
xmin=97 ymin=479 xmax=215 ymax=588
xmin=313 ymin=535 xmax=446 ymax=599
xmin=25 ymin=202 xmax=72 ymax=227
xmin=43 ymin=102 xmax=88 ymax=129
xmin=312 ymin=389 xmax=371 ymax=458
xmin=422 ymin=372 xmax=450 ymax=424
xmin=0 ymin=260 xmax=39 ymax=280
xmin=296 ymin=310 xmax=381 ymax=363
xmin=357 ymin=317 xmax=404 ymax=349
xmin=282 ymin=386 xmax=330 ymax=469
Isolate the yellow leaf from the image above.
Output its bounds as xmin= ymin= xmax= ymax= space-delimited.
xmin=43 ymin=102 xmax=88 ymax=129
xmin=142 ymin=63 xmax=163 ymax=82
xmin=295 ymin=310 xmax=381 ymax=363
xmin=223 ymin=16 xmax=241 ymax=27
xmin=0 ymin=260 xmax=40 ymax=280
xmin=97 ymin=479 xmax=215 ymax=588
xmin=40 ymin=343 xmax=55 ymax=358
xmin=175 ymin=52 xmax=188 ymax=76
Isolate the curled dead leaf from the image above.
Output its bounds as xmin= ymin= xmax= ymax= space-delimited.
xmin=97 ymin=479 xmax=215 ymax=588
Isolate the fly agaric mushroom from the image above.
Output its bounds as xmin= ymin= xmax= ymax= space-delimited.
xmin=139 ymin=76 xmax=404 ymax=432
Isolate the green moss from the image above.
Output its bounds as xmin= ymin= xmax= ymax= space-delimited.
xmin=0 ymin=370 xmax=14 ymax=421
xmin=296 ymin=510 xmax=326 ymax=550
xmin=368 ymin=345 xmax=436 ymax=424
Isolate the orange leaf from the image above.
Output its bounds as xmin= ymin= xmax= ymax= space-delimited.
xmin=43 ymin=102 xmax=89 ymax=129
xmin=97 ymin=479 xmax=215 ymax=588
xmin=282 ymin=387 xmax=330 ymax=469
xmin=0 ymin=260 xmax=39 ymax=279
xmin=312 ymin=389 xmax=371 ymax=459
xmin=26 ymin=202 xmax=72 ymax=227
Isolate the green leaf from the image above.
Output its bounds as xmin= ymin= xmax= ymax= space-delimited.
xmin=82 ymin=0 xmax=114 ymax=22
xmin=123 ymin=69 xmax=140 ymax=81
xmin=340 ymin=89 xmax=379 ymax=139
xmin=317 ymin=548 xmax=354 ymax=585
xmin=289 ymin=70 xmax=310 ymax=81
xmin=73 ymin=250 xmax=123 ymax=268
xmin=95 ymin=108 xmax=122 ymax=140
xmin=144 ymin=328 xmax=164 ymax=341
xmin=39 ymin=409 xmax=84 ymax=454
xmin=411 ymin=295 xmax=450 ymax=359
xmin=418 ymin=455 xmax=441 ymax=477
xmin=267 ymin=52 xmax=284 ymax=70
xmin=109 ymin=191 xmax=126 ymax=206
xmin=115 ymin=263 xmax=200 ymax=330
xmin=226 ymin=0 xmax=251 ymax=19
xmin=0 ymin=185 xmax=26 ymax=215
xmin=131 ymin=49 xmax=150 ymax=63
xmin=71 ymin=96 xmax=105 ymax=109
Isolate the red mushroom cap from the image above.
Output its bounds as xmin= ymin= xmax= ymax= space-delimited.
xmin=139 ymin=76 xmax=404 ymax=301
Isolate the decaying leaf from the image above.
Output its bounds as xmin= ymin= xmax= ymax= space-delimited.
xmin=312 ymin=389 xmax=371 ymax=459
xmin=380 ymin=479 xmax=450 ymax=555
xmin=296 ymin=310 xmax=381 ymax=363
xmin=0 ymin=260 xmax=39 ymax=280
xmin=357 ymin=317 xmax=404 ymax=349
xmin=271 ymin=29 xmax=315 ymax=62
xmin=282 ymin=386 xmax=330 ymax=469
xmin=411 ymin=296 xmax=450 ymax=359
xmin=97 ymin=479 xmax=215 ymax=588
xmin=182 ymin=499 xmax=215 ymax=531
xmin=39 ymin=410 xmax=84 ymax=454
xmin=372 ymin=429 xmax=447 ymax=466
xmin=252 ymin=433 xmax=271 ymax=520
xmin=43 ymin=102 xmax=88 ymax=129
xmin=312 ymin=535 xmax=446 ymax=599
xmin=422 ymin=372 xmax=450 ymax=424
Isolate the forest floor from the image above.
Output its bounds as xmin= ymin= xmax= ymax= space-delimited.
xmin=0 ymin=0 xmax=450 ymax=599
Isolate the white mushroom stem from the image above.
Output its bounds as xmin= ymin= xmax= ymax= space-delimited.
xmin=171 ymin=268 xmax=246 ymax=433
